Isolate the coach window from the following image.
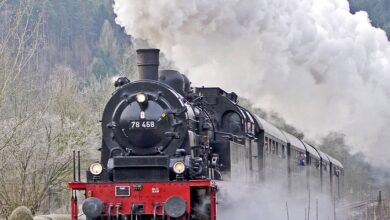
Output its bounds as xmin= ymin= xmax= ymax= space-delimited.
xmin=282 ymin=145 xmax=286 ymax=158
xmin=274 ymin=141 xmax=277 ymax=155
xmin=222 ymin=111 xmax=242 ymax=134
xmin=334 ymin=168 xmax=340 ymax=176
xmin=313 ymin=159 xmax=318 ymax=168
xmin=314 ymin=160 xmax=320 ymax=168
xmin=272 ymin=140 xmax=276 ymax=154
xmin=267 ymin=138 xmax=270 ymax=152
xmin=269 ymin=139 xmax=272 ymax=153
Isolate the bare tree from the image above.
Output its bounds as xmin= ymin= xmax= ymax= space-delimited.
xmin=0 ymin=67 xmax=99 ymax=218
xmin=0 ymin=0 xmax=44 ymax=102
xmin=0 ymin=115 xmax=83 ymax=216
xmin=0 ymin=0 xmax=44 ymax=154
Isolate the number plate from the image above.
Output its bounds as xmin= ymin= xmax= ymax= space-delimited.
xmin=115 ymin=186 xmax=130 ymax=197
xmin=129 ymin=120 xmax=156 ymax=129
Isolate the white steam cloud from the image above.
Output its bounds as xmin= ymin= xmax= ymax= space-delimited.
xmin=113 ymin=0 xmax=390 ymax=166
xmin=218 ymin=181 xmax=337 ymax=220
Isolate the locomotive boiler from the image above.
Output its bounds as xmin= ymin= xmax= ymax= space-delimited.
xmin=68 ymin=48 xmax=344 ymax=220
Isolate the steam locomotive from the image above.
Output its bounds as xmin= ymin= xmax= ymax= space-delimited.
xmin=69 ymin=49 xmax=344 ymax=220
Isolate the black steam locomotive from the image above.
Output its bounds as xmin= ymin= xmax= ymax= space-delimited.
xmin=69 ymin=49 xmax=343 ymax=220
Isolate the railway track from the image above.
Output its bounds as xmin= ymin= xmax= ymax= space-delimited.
xmin=339 ymin=198 xmax=390 ymax=220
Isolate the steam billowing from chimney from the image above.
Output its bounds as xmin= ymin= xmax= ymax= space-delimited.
xmin=113 ymin=0 xmax=390 ymax=166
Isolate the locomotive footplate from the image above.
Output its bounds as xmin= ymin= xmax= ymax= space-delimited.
xmin=68 ymin=180 xmax=218 ymax=220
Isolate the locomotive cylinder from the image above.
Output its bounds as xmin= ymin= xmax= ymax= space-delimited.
xmin=137 ymin=48 xmax=160 ymax=80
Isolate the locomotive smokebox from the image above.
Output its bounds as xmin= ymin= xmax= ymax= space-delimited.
xmin=137 ymin=48 xmax=160 ymax=80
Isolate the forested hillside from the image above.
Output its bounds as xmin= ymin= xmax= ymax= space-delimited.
xmin=43 ymin=0 xmax=136 ymax=79
xmin=349 ymin=0 xmax=390 ymax=38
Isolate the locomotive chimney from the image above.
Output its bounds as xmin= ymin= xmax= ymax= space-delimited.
xmin=136 ymin=48 xmax=160 ymax=80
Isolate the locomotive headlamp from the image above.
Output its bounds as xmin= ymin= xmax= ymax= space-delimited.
xmin=89 ymin=163 xmax=103 ymax=175
xmin=173 ymin=161 xmax=186 ymax=174
xmin=136 ymin=93 xmax=147 ymax=103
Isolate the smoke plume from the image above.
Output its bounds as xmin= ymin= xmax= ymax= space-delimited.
xmin=217 ymin=180 xmax=338 ymax=220
xmin=113 ymin=0 xmax=390 ymax=166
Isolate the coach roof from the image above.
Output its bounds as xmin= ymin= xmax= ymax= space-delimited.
xmin=253 ymin=115 xmax=287 ymax=143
